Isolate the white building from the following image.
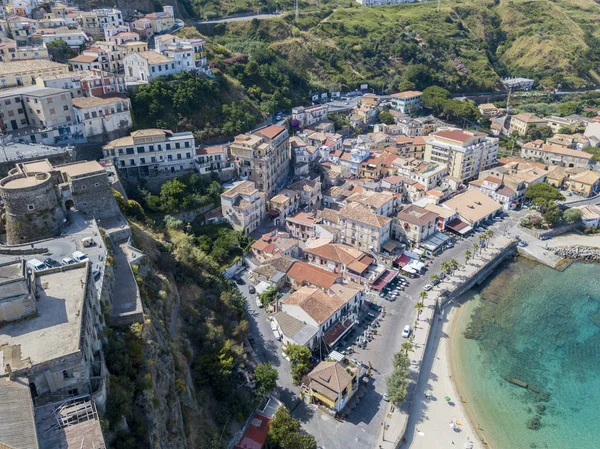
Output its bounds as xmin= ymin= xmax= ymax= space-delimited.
xmin=40 ymin=30 xmax=90 ymax=47
xmin=292 ymin=104 xmax=329 ymax=129
xmin=502 ymin=77 xmax=534 ymax=91
xmin=94 ymin=8 xmax=124 ymax=30
xmin=154 ymin=34 xmax=210 ymax=74
xmin=123 ymin=50 xmax=177 ymax=82
xmin=72 ymin=96 xmax=132 ymax=139
xmin=103 ymin=129 xmax=195 ymax=178
xmin=220 ymin=180 xmax=266 ymax=234
xmin=390 ymin=90 xmax=422 ymax=114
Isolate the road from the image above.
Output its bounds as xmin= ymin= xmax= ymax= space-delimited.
xmin=190 ymin=13 xmax=281 ymax=24
xmin=238 ymin=208 xmax=528 ymax=449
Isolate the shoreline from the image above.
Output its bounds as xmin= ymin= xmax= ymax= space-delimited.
xmin=447 ymin=301 xmax=495 ymax=449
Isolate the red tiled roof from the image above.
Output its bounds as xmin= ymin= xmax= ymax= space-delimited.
xmin=256 ymin=125 xmax=285 ymax=139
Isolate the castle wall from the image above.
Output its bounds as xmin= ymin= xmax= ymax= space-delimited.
xmin=70 ymin=172 xmax=121 ymax=220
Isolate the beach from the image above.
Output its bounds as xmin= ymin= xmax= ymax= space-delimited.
xmin=403 ymin=303 xmax=485 ymax=449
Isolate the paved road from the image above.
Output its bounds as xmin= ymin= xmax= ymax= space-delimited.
xmin=190 ymin=13 xmax=281 ymax=24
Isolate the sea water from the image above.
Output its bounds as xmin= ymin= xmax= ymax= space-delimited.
xmin=451 ymin=259 xmax=600 ymax=449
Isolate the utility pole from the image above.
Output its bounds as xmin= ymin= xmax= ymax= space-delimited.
xmin=437 ymin=0 xmax=441 ymax=12
xmin=295 ymin=0 xmax=299 ymax=22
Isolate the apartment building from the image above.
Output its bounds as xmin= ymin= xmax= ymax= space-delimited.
xmin=6 ymin=16 xmax=38 ymax=44
xmin=469 ymin=176 xmax=518 ymax=209
xmin=154 ymin=34 xmax=210 ymax=73
xmin=230 ymin=125 xmax=291 ymax=198
xmin=72 ymin=96 xmax=132 ymax=140
xmin=91 ymin=35 xmax=148 ymax=73
xmin=393 ymin=205 xmax=438 ymax=247
xmin=103 ymin=129 xmax=195 ymax=177
xmin=292 ymin=104 xmax=329 ymax=129
xmin=68 ymin=48 xmax=110 ymax=72
xmin=395 ymin=158 xmax=448 ymax=190
xmin=0 ymin=85 xmax=85 ymax=144
xmin=195 ymin=145 xmax=235 ymax=180
xmin=390 ymin=90 xmax=422 ymax=114
xmin=287 ymin=178 xmax=322 ymax=208
xmin=37 ymin=69 xmax=126 ymax=97
xmin=346 ymin=190 xmax=395 ymax=217
xmin=144 ymin=6 xmax=175 ymax=34
xmin=424 ymin=129 xmax=499 ymax=181
xmin=393 ymin=135 xmax=427 ymax=159
xmin=508 ymin=113 xmax=547 ymax=136
xmin=38 ymin=28 xmax=89 ymax=47
xmin=124 ymin=50 xmax=179 ymax=82
xmin=0 ymin=59 xmax=68 ymax=88
xmin=220 ymin=180 xmax=266 ymax=234
xmin=0 ymin=37 xmax=48 ymax=62
xmin=520 ymin=140 xmax=593 ymax=168
xmin=95 ymin=8 xmax=123 ymax=30
xmin=338 ymin=202 xmax=392 ymax=253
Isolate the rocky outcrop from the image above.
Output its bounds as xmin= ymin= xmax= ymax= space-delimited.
xmin=554 ymin=246 xmax=600 ymax=261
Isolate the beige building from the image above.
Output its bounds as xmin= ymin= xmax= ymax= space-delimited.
xmin=0 ymin=59 xmax=69 ymax=88
xmin=145 ymin=7 xmax=175 ymax=34
xmin=72 ymin=96 xmax=132 ymax=140
xmin=393 ymin=135 xmax=427 ymax=159
xmin=230 ymin=125 xmax=291 ymax=198
xmin=441 ymin=188 xmax=502 ymax=227
xmin=103 ymin=129 xmax=195 ymax=177
xmin=567 ymin=170 xmax=600 ymax=197
xmin=0 ymin=38 xmax=48 ymax=62
xmin=221 ymin=180 xmax=266 ymax=234
xmin=424 ymin=129 xmax=499 ymax=181
xmin=393 ymin=205 xmax=438 ymax=247
xmin=509 ymin=113 xmax=547 ymax=136
xmin=394 ymin=157 xmax=448 ymax=190
xmin=338 ymin=202 xmax=392 ymax=253
xmin=390 ymin=90 xmax=422 ymax=114
xmin=520 ymin=140 xmax=592 ymax=168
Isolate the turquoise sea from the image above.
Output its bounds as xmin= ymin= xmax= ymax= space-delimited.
xmin=451 ymin=259 xmax=600 ymax=449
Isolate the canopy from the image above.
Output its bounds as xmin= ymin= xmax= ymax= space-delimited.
xmin=420 ymin=231 xmax=452 ymax=252
xmin=255 ymin=281 xmax=272 ymax=295
xmin=446 ymin=218 xmax=473 ymax=235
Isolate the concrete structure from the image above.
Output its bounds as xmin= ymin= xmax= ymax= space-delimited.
xmin=0 ymin=263 xmax=106 ymax=402
xmin=0 ymin=159 xmax=120 ymax=244
xmin=0 ymin=37 xmax=48 ymax=62
xmin=0 ymin=59 xmax=68 ymax=88
xmin=502 ymin=77 xmax=534 ymax=91
xmin=390 ymin=90 xmax=422 ymax=114
xmin=38 ymin=29 xmax=89 ymax=47
xmin=288 ymin=178 xmax=322 ymax=208
xmin=195 ymin=145 xmax=234 ymax=180
xmin=123 ymin=50 xmax=177 ymax=82
xmin=251 ymin=231 xmax=300 ymax=263
xmin=220 ymin=180 xmax=266 ymax=234
xmin=393 ymin=135 xmax=427 ymax=159
xmin=230 ymin=125 xmax=291 ymax=198
xmin=103 ymin=129 xmax=195 ymax=178
xmin=144 ymin=7 xmax=175 ymax=34
xmin=520 ymin=140 xmax=593 ymax=168
xmin=567 ymin=170 xmax=600 ymax=197
xmin=37 ymin=69 xmax=127 ymax=97
xmin=154 ymin=34 xmax=210 ymax=74
xmin=269 ymin=189 xmax=300 ymax=219
xmin=395 ymin=158 xmax=448 ymax=190
xmin=469 ymin=176 xmax=518 ymax=209
xmin=441 ymin=188 xmax=502 ymax=228
xmin=393 ymin=205 xmax=438 ymax=247
xmin=72 ymin=96 xmax=132 ymax=140
xmin=509 ymin=113 xmax=547 ymax=136
xmin=292 ymin=104 xmax=329 ymax=129
xmin=424 ymin=130 xmax=498 ymax=181
xmin=338 ymin=202 xmax=392 ymax=253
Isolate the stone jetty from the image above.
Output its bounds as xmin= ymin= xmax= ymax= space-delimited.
xmin=554 ymin=246 xmax=600 ymax=261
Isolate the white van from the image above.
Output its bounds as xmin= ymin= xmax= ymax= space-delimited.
xmin=72 ymin=251 xmax=88 ymax=262
xmin=27 ymin=259 xmax=47 ymax=271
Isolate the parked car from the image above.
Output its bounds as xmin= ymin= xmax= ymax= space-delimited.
xmin=369 ymin=303 xmax=382 ymax=312
xmin=92 ymin=268 xmax=101 ymax=280
xmin=27 ymin=259 xmax=48 ymax=271
xmin=431 ymin=279 xmax=440 ymax=286
xmin=540 ymin=235 xmax=552 ymax=241
xmin=234 ymin=276 xmax=244 ymax=285
xmin=383 ymin=392 xmax=390 ymax=402
xmin=423 ymin=284 xmax=433 ymax=291
xmin=62 ymin=257 xmax=76 ymax=265
xmin=518 ymin=241 xmax=528 ymax=247
xmin=72 ymin=251 xmax=88 ymax=262
xmin=43 ymin=257 xmax=60 ymax=268
xmin=256 ymin=297 xmax=263 ymax=308
xmin=249 ymin=286 xmax=256 ymax=294
xmin=81 ymin=237 xmax=95 ymax=247
xmin=276 ymin=114 xmax=282 ymax=121
xmin=402 ymin=325 xmax=411 ymax=338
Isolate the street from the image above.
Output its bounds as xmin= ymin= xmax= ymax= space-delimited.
xmin=236 ymin=206 xmax=530 ymax=449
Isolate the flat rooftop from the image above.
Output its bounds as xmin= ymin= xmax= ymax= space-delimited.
xmin=58 ymin=161 xmax=104 ymax=178
xmin=1 ymin=173 xmax=50 ymax=189
xmin=0 ymin=142 xmax=72 ymax=164
xmin=0 ymin=266 xmax=88 ymax=375
xmin=0 ymin=377 xmax=38 ymax=449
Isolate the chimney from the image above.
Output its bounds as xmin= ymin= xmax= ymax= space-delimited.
xmin=5 ymin=363 xmax=14 ymax=380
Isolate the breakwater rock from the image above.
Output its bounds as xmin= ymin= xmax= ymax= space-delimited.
xmin=554 ymin=246 xmax=600 ymax=261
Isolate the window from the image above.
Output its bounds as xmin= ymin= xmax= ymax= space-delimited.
xmin=17 ymin=108 xmax=23 ymax=114
xmin=151 ymin=66 xmax=155 ymax=72
xmin=175 ymin=142 xmax=180 ymax=149
xmin=49 ymin=108 xmax=55 ymax=114
xmin=47 ymin=97 xmax=53 ymax=103
xmin=62 ymin=370 xmax=72 ymax=379
xmin=184 ymin=141 xmax=190 ymax=148
xmin=148 ymin=145 xmax=154 ymax=152
xmin=186 ymin=152 xmax=191 ymax=159
xmin=27 ymin=204 xmax=34 ymax=210
xmin=4 ymin=99 xmax=10 ymax=105
xmin=166 ymin=143 xmax=171 ymax=150
xmin=126 ymin=147 xmax=134 ymax=155
xmin=136 ymin=146 xmax=144 ymax=153
xmin=140 ymin=157 xmax=146 ymax=164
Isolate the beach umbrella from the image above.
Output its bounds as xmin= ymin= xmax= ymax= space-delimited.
xmin=464 ymin=443 xmax=473 ymax=449
xmin=445 ymin=396 xmax=451 ymax=401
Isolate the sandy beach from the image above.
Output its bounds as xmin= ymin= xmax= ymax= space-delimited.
xmin=403 ymin=303 xmax=488 ymax=449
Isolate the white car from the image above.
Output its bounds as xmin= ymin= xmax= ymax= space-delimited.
xmin=72 ymin=251 xmax=88 ymax=262
xmin=423 ymin=284 xmax=433 ymax=291
xmin=256 ymin=297 xmax=263 ymax=308
xmin=402 ymin=325 xmax=411 ymax=338
xmin=62 ymin=257 xmax=76 ymax=265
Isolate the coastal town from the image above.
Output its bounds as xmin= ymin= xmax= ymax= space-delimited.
xmin=1 ymin=0 xmax=600 ymax=449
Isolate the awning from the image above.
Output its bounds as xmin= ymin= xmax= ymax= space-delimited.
xmin=420 ymin=231 xmax=452 ymax=251
xmin=402 ymin=266 xmax=417 ymax=274
xmin=394 ymin=254 xmax=412 ymax=267
xmin=446 ymin=218 xmax=473 ymax=235
xmin=382 ymin=240 xmax=399 ymax=252
xmin=256 ymin=281 xmax=271 ymax=295
xmin=371 ymin=269 xmax=398 ymax=291
xmin=267 ymin=210 xmax=279 ymax=217
xmin=323 ymin=319 xmax=355 ymax=346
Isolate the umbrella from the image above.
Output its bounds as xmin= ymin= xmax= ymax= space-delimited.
xmin=445 ymin=396 xmax=451 ymax=401
xmin=464 ymin=444 xmax=473 ymax=449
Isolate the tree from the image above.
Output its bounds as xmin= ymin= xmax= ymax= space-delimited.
xmin=542 ymin=201 xmax=563 ymax=226
xmin=378 ymin=110 xmax=395 ymax=125
xmin=414 ymin=301 xmax=424 ymax=319
xmin=525 ymin=183 xmax=565 ymax=203
xmin=286 ymin=344 xmax=311 ymax=385
xmin=401 ymin=341 xmax=414 ymax=355
xmin=440 ymin=261 xmax=449 ymax=273
xmin=46 ymin=39 xmax=75 ymax=61
xmin=472 ymin=243 xmax=480 ymax=254
xmin=387 ymin=351 xmax=411 ymax=405
xmin=418 ymin=291 xmax=427 ymax=302
xmin=259 ymin=287 xmax=278 ymax=307
xmin=449 ymin=259 xmax=458 ymax=270
xmin=267 ymin=407 xmax=317 ymax=449
xmin=564 ymin=208 xmax=583 ymax=224
xmin=255 ymin=362 xmax=278 ymax=398
xmin=464 ymin=249 xmax=472 ymax=264
xmin=430 ymin=273 xmax=439 ymax=283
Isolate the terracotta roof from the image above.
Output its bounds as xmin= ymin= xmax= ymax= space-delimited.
xmin=391 ymin=90 xmax=422 ymax=99
xmin=283 ymin=286 xmax=347 ymax=324
xmin=252 ymin=256 xmax=296 ymax=279
xmin=256 ymin=125 xmax=285 ymax=139
xmin=317 ymin=208 xmax=340 ymax=224
xmin=286 ymin=211 xmax=315 ymax=226
xmin=512 ymin=113 xmax=545 ymax=123
xmin=69 ymin=54 xmax=98 ymax=63
xmin=570 ymin=170 xmax=600 ymax=185
xmin=483 ymin=176 xmax=502 ymax=184
xmin=308 ymin=361 xmax=354 ymax=399
xmin=72 ymin=96 xmax=125 ymax=108
xmin=288 ymin=178 xmax=319 ymax=192
xmin=252 ymin=233 xmax=299 ymax=255
xmin=383 ymin=175 xmax=403 ymax=184
xmin=434 ymin=129 xmax=486 ymax=143
xmin=339 ymin=203 xmax=391 ymax=228
xmin=286 ymin=262 xmax=340 ymax=290
xmin=221 ymin=180 xmax=259 ymax=198
xmin=196 ymin=145 xmax=226 ymax=155
xmin=305 ymin=243 xmax=366 ymax=266
xmin=347 ymin=191 xmax=394 ymax=210
xmin=396 ymin=205 xmax=438 ymax=226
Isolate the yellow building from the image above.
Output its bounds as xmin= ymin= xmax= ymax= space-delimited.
xmin=305 ymin=361 xmax=360 ymax=413
xmin=0 ymin=60 xmax=68 ymax=88
xmin=0 ymin=38 xmax=49 ymax=62
xmin=568 ymin=170 xmax=600 ymax=197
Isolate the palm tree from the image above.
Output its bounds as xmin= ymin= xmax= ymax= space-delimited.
xmin=464 ymin=249 xmax=472 ymax=265
xmin=449 ymin=259 xmax=458 ymax=270
xmin=486 ymin=229 xmax=494 ymax=246
xmin=430 ymin=273 xmax=439 ymax=283
xmin=419 ymin=290 xmax=428 ymax=302
xmin=440 ymin=261 xmax=450 ymax=273
xmin=414 ymin=301 xmax=425 ymax=318
xmin=472 ymin=242 xmax=480 ymax=254
xmin=401 ymin=341 xmax=414 ymax=355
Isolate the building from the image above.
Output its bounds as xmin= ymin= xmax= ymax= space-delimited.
xmin=502 ymin=77 xmax=534 ymax=91
xmin=37 ymin=69 xmax=127 ymax=97
xmin=6 ymin=16 xmax=39 ymax=45
xmin=251 ymin=232 xmax=299 ymax=263
xmin=144 ymin=6 xmax=175 ymax=34
xmin=0 ymin=85 xmax=85 ymax=145
xmin=393 ymin=135 xmax=427 ymax=159
xmin=220 ymin=181 xmax=266 ymax=234
xmin=304 ymin=243 xmax=375 ymax=285
xmin=509 ymin=113 xmax=547 ymax=136
xmin=269 ymin=188 xmax=299 ymax=220
xmin=567 ymin=170 xmax=600 ymax=197
xmin=292 ymin=104 xmax=329 ymax=129
xmin=0 ymin=159 xmax=120 ymax=243
xmin=577 ymin=204 xmax=600 ymax=228
xmin=395 ymin=158 xmax=448 ymax=190
xmin=0 ymin=37 xmax=48 ymax=62
xmin=0 ymin=261 xmax=106 ymax=401
xmin=0 ymin=59 xmax=68 ymax=88
xmin=195 ymin=145 xmax=234 ymax=180
xmin=469 ymin=176 xmax=518 ymax=209
xmin=286 ymin=211 xmax=316 ymax=240
xmin=392 ymin=115 xmax=436 ymax=137
xmin=390 ymin=90 xmax=422 ymax=114
xmin=94 ymin=8 xmax=123 ymax=31
xmin=287 ymin=178 xmax=322 ymax=208
xmin=230 ymin=125 xmax=291 ymax=198
xmin=233 ymin=397 xmax=281 ymax=449
xmin=520 ymin=141 xmax=593 ymax=168
xmin=393 ymin=205 xmax=438 ymax=247
xmin=72 ymin=96 xmax=132 ymax=140
xmin=38 ymin=29 xmax=89 ymax=48
xmin=424 ymin=130 xmax=499 ymax=181
xmin=441 ymin=188 xmax=502 ymax=228
xmin=304 ymin=360 xmax=362 ymax=413
xmin=154 ymin=34 xmax=210 ymax=74
xmin=346 ymin=190 xmax=395 ymax=217
xmin=286 ymin=261 xmax=343 ymax=291
xmin=478 ymin=103 xmax=500 ymax=116
xmin=338 ymin=202 xmax=392 ymax=253
xmin=123 ymin=50 xmax=179 ymax=82
xmin=103 ymin=129 xmax=195 ymax=178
